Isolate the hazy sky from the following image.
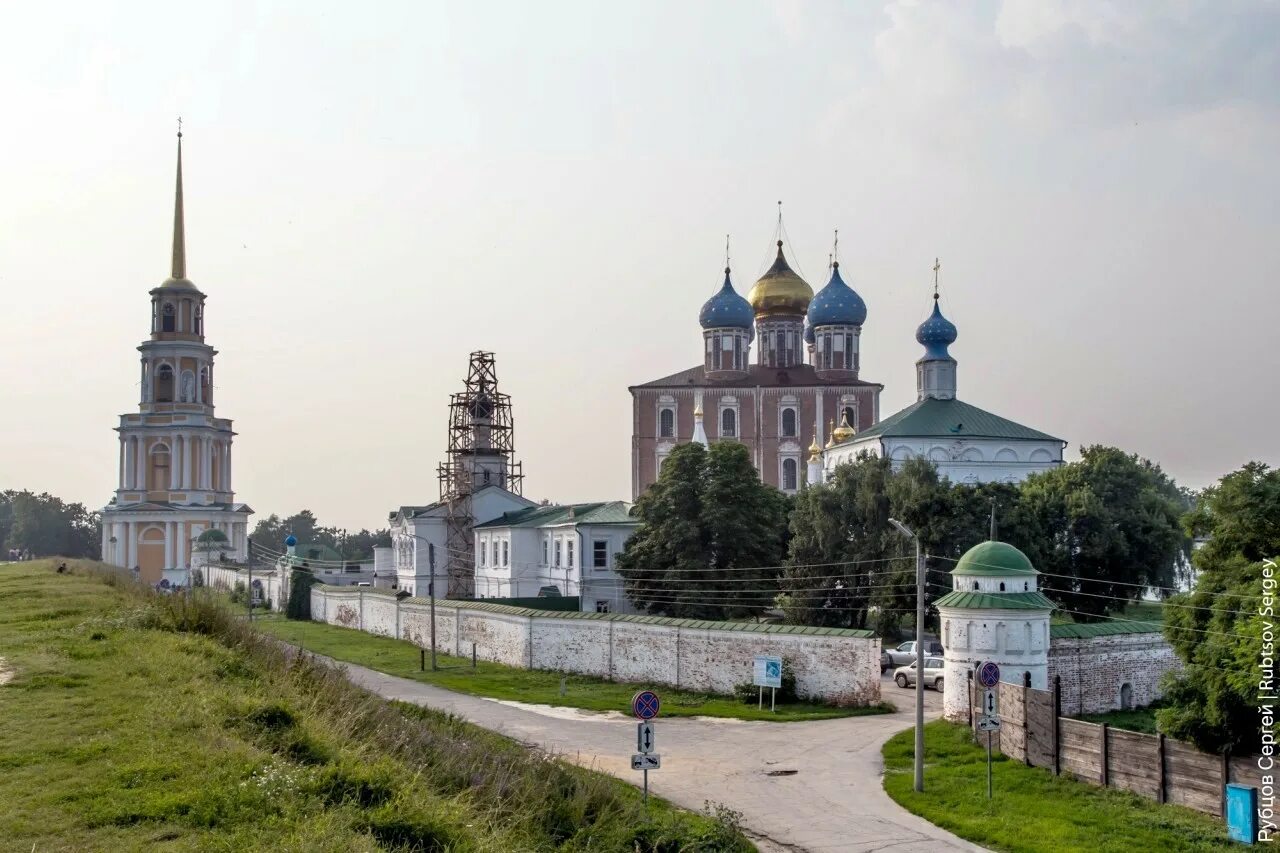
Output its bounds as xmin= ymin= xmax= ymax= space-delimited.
xmin=3 ymin=1 xmax=1278 ymax=531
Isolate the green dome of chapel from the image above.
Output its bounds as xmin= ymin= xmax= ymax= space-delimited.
xmin=952 ymin=540 xmax=1037 ymax=577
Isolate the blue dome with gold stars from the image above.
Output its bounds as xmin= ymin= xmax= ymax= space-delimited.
xmin=807 ymin=262 xmax=867 ymax=328
xmin=915 ymin=298 xmax=957 ymax=359
xmin=699 ymin=268 xmax=754 ymax=330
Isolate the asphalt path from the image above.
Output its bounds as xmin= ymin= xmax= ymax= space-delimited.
xmin=323 ymin=654 xmax=985 ymax=853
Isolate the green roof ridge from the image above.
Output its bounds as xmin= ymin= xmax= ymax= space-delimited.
xmin=1050 ymin=620 xmax=1163 ymax=639
xmin=934 ymin=589 xmax=1056 ymax=610
xmin=838 ymin=397 xmax=1063 ymax=445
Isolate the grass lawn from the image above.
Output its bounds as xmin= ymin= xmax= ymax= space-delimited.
xmin=0 ymin=560 xmax=751 ymax=851
xmin=1077 ymin=704 xmax=1161 ymax=734
xmin=249 ymin=611 xmax=893 ymax=722
xmin=882 ymin=721 xmax=1237 ymax=853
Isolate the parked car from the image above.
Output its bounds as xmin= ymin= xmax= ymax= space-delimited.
xmin=894 ymin=656 xmax=946 ymax=690
xmin=880 ymin=640 xmax=944 ymax=672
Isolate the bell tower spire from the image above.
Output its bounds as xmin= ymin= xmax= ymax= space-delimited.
xmin=171 ymin=119 xmax=186 ymax=281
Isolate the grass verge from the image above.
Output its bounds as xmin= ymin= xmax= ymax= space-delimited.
xmin=0 ymin=559 xmax=752 ymax=851
xmin=882 ymin=720 xmax=1237 ymax=853
xmin=248 ymin=611 xmax=893 ymax=721
xmin=1077 ymin=705 xmax=1161 ymax=735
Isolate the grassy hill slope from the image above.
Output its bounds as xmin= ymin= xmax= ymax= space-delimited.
xmin=0 ymin=560 xmax=749 ymax=851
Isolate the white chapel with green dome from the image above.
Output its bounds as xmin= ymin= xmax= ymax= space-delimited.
xmin=935 ymin=540 xmax=1056 ymax=722
xmin=821 ymin=271 xmax=1065 ymax=485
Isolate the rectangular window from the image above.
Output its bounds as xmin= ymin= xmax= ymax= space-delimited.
xmin=567 ymin=540 xmax=575 ymax=568
xmin=479 ymin=538 xmax=487 ymax=567
xmin=595 ymin=600 xmax=610 ymax=613
xmin=502 ymin=540 xmax=509 ymax=567
xmin=593 ymin=540 xmax=608 ymax=568
xmin=542 ymin=539 xmax=548 ymax=565
xmin=555 ymin=540 xmax=562 ymax=568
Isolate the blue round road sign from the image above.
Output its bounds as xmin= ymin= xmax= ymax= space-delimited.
xmin=978 ymin=661 xmax=1001 ymax=689
xmin=631 ymin=690 xmax=661 ymax=720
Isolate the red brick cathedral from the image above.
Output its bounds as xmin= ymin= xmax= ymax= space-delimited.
xmin=629 ymin=239 xmax=882 ymax=498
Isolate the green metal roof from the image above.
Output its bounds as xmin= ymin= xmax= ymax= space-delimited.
xmin=952 ymin=541 xmax=1037 ymax=576
xmin=839 ymin=397 xmax=1063 ymax=444
xmin=1050 ymin=620 xmax=1162 ymax=639
xmin=934 ymin=590 xmax=1056 ymax=610
xmin=475 ymin=501 xmax=635 ymax=529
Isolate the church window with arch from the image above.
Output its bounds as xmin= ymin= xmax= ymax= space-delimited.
xmin=720 ymin=407 xmax=736 ymax=438
xmin=780 ymin=406 xmax=797 ymax=438
xmin=658 ymin=407 xmax=674 ymax=438
xmin=161 ymin=303 xmax=175 ymax=332
xmin=155 ymin=364 xmax=175 ymax=402
xmin=781 ymin=458 xmax=798 ymax=491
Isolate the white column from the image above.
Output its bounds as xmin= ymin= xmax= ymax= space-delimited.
xmin=182 ymin=435 xmax=192 ymax=489
xmin=118 ymin=436 xmax=125 ymax=489
xmin=124 ymin=438 xmax=135 ymax=489
xmin=125 ymin=521 xmax=136 ymax=568
xmin=201 ymin=438 xmax=210 ymax=490
xmin=164 ymin=522 xmax=174 ymax=568
xmin=225 ymin=442 xmax=232 ymax=491
xmin=135 ymin=438 xmax=146 ymax=490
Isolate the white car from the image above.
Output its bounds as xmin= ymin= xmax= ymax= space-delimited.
xmin=893 ymin=656 xmax=945 ymax=690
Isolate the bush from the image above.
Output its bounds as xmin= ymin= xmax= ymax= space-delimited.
xmin=732 ymin=658 xmax=798 ymax=705
xmin=286 ymin=568 xmax=315 ymax=620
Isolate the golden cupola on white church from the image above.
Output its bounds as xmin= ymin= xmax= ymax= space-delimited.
xmin=100 ymin=129 xmax=252 ymax=585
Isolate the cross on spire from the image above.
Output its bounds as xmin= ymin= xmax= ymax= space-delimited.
xmin=833 ymin=228 xmax=839 ymax=266
xmin=171 ymin=124 xmax=186 ymax=280
xmin=932 ymin=257 xmax=941 ymax=300
xmin=725 ymin=233 xmax=731 ymax=272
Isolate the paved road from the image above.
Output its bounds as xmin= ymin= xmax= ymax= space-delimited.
xmin=326 ymin=655 xmax=984 ymax=853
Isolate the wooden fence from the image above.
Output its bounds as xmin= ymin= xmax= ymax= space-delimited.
xmin=967 ymin=673 xmax=1263 ymax=820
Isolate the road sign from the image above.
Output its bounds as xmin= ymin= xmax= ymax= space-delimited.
xmin=976 ymin=714 xmax=1002 ymax=732
xmin=631 ymin=753 xmax=661 ymax=770
xmin=977 ymin=660 xmax=1001 ymax=689
xmin=637 ymin=721 xmax=655 ymax=754
xmin=631 ymin=690 xmax=661 ymax=720
xmin=753 ymin=655 xmax=782 ymax=689
xmin=982 ymin=688 xmax=998 ymax=716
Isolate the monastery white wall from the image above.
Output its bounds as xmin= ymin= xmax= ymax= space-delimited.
xmin=205 ymin=563 xmax=284 ymax=610
xmin=310 ymin=584 xmax=881 ymax=705
xmin=1049 ymin=632 xmax=1181 ymax=715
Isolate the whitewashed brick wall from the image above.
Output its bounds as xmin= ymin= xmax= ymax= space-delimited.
xmin=1048 ymin=632 xmax=1181 ymax=715
xmin=310 ymin=585 xmax=881 ymax=706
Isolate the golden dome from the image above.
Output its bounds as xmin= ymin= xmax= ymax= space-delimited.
xmin=824 ymin=420 xmax=836 ymax=449
xmin=808 ymin=436 xmax=822 ymax=462
xmin=746 ymin=242 xmax=813 ymax=318
xmin=832 ymin=410 xmax=856 ymax=443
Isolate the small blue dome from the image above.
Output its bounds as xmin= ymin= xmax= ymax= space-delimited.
xmin=916 ymin=298 xmax=957 ymax=359
xmin=284 ymin=534 xmax=297 ymax=547
xmin=699 ymin=268 xmax=754 ymax=330
xmin=806 ymin=262 xmax=867 ymax=328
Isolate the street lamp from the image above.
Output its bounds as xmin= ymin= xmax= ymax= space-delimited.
xmin=888 ymin=517 xmax=925 ymax=793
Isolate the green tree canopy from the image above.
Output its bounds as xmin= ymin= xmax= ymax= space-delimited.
xmin=0 ymin=490 xmax=100 ymax=559
xmin=616 ymin=442 xmax=788 ymax=619
xmin=1014 ymin=446 xmax=1188 ymax=620
xmin=1158 ymin=462 xmax=1280 ymax=753
xmin=250 ymin=511 xmax=390 ymax=560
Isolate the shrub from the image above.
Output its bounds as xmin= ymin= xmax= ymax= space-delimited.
xmin=732 ymin=658 xmax=798 ymax=705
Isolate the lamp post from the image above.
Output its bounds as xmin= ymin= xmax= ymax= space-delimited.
xmin=888 ymin=517 xmax=925 ymax=793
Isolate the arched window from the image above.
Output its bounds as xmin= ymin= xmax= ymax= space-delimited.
xmin=999 ymin=582 xmax=1006 ymax=591
xmin=199 ymin=367 xmax=210 ymax=404
xmin=721 ymin=408 xmax=736 ymax=437
xmin=781 ymin=407 xmax=797 ymax=437
xmin=194 ymin=306 xmax=203 ymax=335
xmin=161 ymin=303 xmax=175 ymax=332
xmin=782 ymin=458 xmax=797 ymax=491
xmin=148 ymin=443 xmax=170 ymax=491
xmin=1120 ymin=683 xmax=1133 ymax=710
xmin=659 ymin=408 xmax=674 ymax=438
xmin=155 ymin=365 xmax=174 ymax=402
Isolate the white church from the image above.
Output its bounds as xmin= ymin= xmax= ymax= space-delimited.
xmin=815 ymin=278 xmax=1064 ymax=485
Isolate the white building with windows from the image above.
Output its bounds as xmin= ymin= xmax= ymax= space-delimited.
xmin=473 ymin=501 xmax=639 ymax=613
xmin=101 ymin=131 xmax=251 ymax=586
xmin=389 ymin=485 xmax=535 ymax=598
xmin=821 ymin=285 xmax=1064 ymax=485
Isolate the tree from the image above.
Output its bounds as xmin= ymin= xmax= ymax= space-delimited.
xmin=1158 ymin=462 xmax=1280 ymax=753
xmin=617 ymin=442 xmax=788 ymax=619
xmin=1015 ymin=446 xmax=1187 ymax=619
xmin=250 ymin=511 xmax=389 ymax=559
xmin=0 ymin=490 xmax=100 ymax=558
xmin=194 ymin=529 xmax=230 ymax=562
xmin=286 ymin=566 xmax=317 ymax=620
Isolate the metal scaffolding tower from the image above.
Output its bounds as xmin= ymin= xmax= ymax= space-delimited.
xmin=437 ymin=351 xmax=524 ymax=597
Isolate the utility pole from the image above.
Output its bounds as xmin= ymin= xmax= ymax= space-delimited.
xmin=889 ymin=518 xmax=925 ymax=793
xmin=428 ymin=543 xmax=438 ymax=670
xmin=246 ymin=536 xmax=253 ymax=621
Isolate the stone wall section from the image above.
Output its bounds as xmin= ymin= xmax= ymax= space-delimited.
xmin=309 ymin=584 xmax=882 ymax=705
xmin=1048 ymin=632 xmax=1180 ymax=715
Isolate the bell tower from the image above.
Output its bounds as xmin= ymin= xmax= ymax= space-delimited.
xmin=101 ymin=126 xmax=252 ymax=585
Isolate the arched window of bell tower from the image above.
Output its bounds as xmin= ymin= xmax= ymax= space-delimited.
xmin=161 ymin=303 xmax=176 ymax=333
xmin=194 ymin=305 xmax=203 ymax=336
xmin=199 ymin=366 xmax=211 ymax=404
xmin=148 ymin=443 xmax=171 ymax=492
xmin=155 ymin=364 xmax=175 ymax=403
